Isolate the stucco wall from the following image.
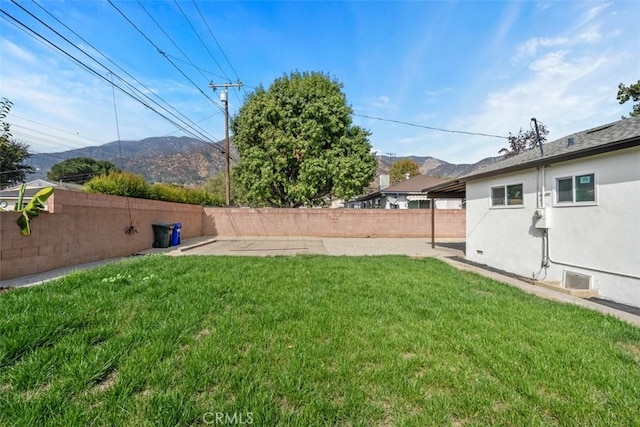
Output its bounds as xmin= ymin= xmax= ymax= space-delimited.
xmin=0 ymin=189 xmax=203 ymax=280
xmin=203 ymin=207 xmax=465 ymax=238
xmin=466 ymin=147 xmax=640 ymax=306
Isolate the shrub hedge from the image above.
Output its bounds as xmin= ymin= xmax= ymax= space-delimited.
xmin=85 ymin=172 xmax=224 ymax=206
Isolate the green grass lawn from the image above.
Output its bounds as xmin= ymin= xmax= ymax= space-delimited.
xmin=1 ymin=255 xmax=639 ymax=426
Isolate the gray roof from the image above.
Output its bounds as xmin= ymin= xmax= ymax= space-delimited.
xmin=423 ymin=115 xmax=640 ymax=195
xmin=463 ymin=115 xmax=640 ymax=180
xmin=356 ymin=175 xmax=447 ymax=201
xmin=0 ymin=179 xmax=84 ymax=198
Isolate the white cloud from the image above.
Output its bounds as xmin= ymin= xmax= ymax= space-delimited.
xmin=0 ymin=29 xmax=220 ymax=153
xmin=514 ymin=37 xmax=569 ymax=61
xmin=528 ymin=50 xmax=573 ymax=76
xmin=492 ymin=2 xmax=522 ymax=45
xmin=424 ymin=87 xmax=452 ymax=98
xmin=357 ymin=95 xmax=396 ymax=112
xmin=579 ymin=28 xmax=602 ymax=43
xmin=443 ymin=45 xmax=628 ymax=162
xmin=0 ymin=38 xmax=39 ymax=65
xmin=581 ymin=3 xmax=611 ymax=25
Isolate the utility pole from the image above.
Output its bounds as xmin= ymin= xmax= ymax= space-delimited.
xmin=209 ymin=81 xmax=243 ymax=206
xmin=386 ymin=152 xmax=395 ymax=171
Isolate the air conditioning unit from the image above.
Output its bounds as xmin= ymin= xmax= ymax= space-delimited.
xmin=534 ymin=207 xmax=551 ymax=229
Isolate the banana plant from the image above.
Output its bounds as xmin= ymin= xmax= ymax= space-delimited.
xmin=0 ymin=184 xmax=54 ymax=235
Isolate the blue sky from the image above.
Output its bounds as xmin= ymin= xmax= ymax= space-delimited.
xmin=1 ymin=1 xmax=638 ymax=164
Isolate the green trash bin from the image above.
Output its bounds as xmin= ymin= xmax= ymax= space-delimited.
xmin=152 ymin=224 xmax=174 ymax=248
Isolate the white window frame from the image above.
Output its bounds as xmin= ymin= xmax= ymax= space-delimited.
xmin=490 ymin=183 xmax=524 ymax=208
xmin=553 ymin=172 xmax=598 ymax=206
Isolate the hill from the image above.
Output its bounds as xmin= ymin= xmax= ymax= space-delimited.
xmin=28 ymin=136 xmax=237 ymax=185
xmin=376 ymin=155 xmax=500 ymax=179
xmin=27 ymin=136 xmax=498 ymax=185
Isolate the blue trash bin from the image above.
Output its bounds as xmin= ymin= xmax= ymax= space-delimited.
xmin=171 ymin=222 xmax=182 ymax=246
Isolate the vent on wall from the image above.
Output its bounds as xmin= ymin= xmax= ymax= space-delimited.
xmin=563 ymin=270 xmax=593 ymax=290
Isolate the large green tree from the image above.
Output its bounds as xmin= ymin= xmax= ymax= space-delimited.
xmin=617 ymin=79 xmax=640 ymax=118
xmin=202 ymin=172 xmax=244 ymax=204
xmin=498 ymin=121 xmax=549 ymax=159
xmin=390 ymin=159 xmax=421 ymax=184
xmin=231 ymin=71 xmax=377 ymax=207
xmin=0 ymin=98 xmax=35 ymax=188
xmin=47 ymin=157 xmax=120 ymax=184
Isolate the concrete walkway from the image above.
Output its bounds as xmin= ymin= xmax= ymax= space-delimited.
xmin=1 ymin=236 xmax=638 ymax=327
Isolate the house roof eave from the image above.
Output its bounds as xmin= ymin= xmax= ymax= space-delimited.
xmin=464 ymin=136 xmax=640 ymax=182
xmin=422 ymin=133 xmax=640 ymax=197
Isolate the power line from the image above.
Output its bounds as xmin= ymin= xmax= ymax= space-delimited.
xmin=11 ymin=126 xmax=100 ymax=151
xmin=30 ymin=0 xmax=221 ymax=144
xmin=12 ymin=115 xmax=227 ymax=159
xmin=353 ymin=113 xmax=509 ymax=139
xmin=135 ymin=0 xmax=225 ymax=83
xmin=108 ymin=0 xmax=225 ymax=113
xmin=3 ymin=3 xmax=219 ymax=145
xmin=0 ymin=10 xmax=237 ymax=167
xmin=191 ymin=0 xmax=240 ymax=81
xmin=11 ymin=114 xmax=107 ymax=145
xmin=173 ymin=0 xmax=230 ymax=82
xmin=4 ymin=3 xmax=240 ymax=166
xmin=1 ymin=6 xmax=224 ymax=152
xmin=190 ymin=0 xmax=244 ymax=103
xmin=164 ymin=53 xmax=227 ymax=79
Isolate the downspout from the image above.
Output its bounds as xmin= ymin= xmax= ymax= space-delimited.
xmin=539 ymin=166 xmax=550 ymax=268
xmin=532 ymin=117 xmax=549 ymax=272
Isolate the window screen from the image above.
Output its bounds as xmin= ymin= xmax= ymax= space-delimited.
xmin=575 ymin=174 xmax=595 ymax=202
xmin=506 ymin=184 xmax=523 ymax=205
xmin=556 ymin=173 xmax=596 ymax=204
xmin=557 ymin=178 xmax=573 ymax=202
xmin=491 ymin=187 xmax=505 ymax=206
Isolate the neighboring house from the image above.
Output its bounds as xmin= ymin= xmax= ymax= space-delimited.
xmin=424 ymin=116 xmax=640 ymax=307
xmin=0 ymin=179 xmax=84 ymax=211
xmin=356 ymin=174 xmax=462 ymax=209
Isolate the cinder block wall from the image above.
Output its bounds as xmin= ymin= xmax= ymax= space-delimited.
xmin=1 ymin=191 xmax=465 ymax=281
xmin=0 ymin=189 xmax=203 ymax=280
xmin=203 ymin=207 xmax=465 ymax=238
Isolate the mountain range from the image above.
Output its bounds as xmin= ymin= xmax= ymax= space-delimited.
xmin=27 ymin=136 xmax=499 ymax=185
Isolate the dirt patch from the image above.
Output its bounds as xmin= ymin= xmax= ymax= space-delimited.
xmin=492 ymin=401 xmax=509 ymax=412
xmin=195 ymin=384 xmax=220 ymax=405
xmin=471 ymin=288 xmax=495 ymax=297
xmin=22 ymin=382 xmax=51 ymax=400
xmin=619 ymin=342 xmax=640 ymax=362
xmin=91 ymin=370 xmax=118 ymax=393
xmin=277 ymin=396 xmax=295 ymax=413
xmin=195 ymin=328 xmax=211 ymax=340
xmin=139 ymin=388 xmax=153 ymax=398
xmin=372 ymin=399 xmax=393 ymax=427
